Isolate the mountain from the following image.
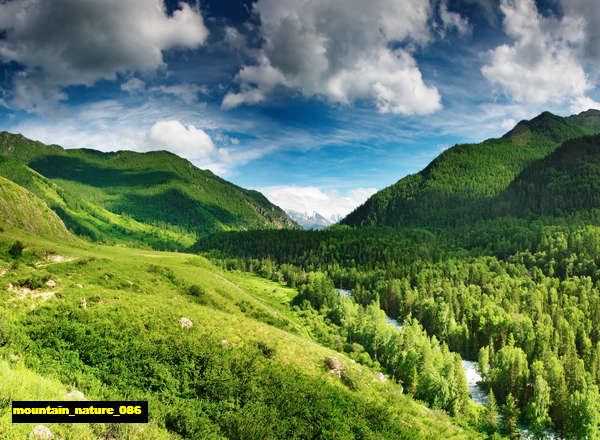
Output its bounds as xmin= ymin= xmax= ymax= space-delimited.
xmin=0 ymin=175 xmax=71 ymax=240
xmin=492 ymin=133 xmax=600 ymax=218
xmin=0 ymin=131 xmax=297 ymax=248
xmin=286 ymin=210 xmax=335 ymax=230
xmin=342 ymin=109 xmax=600 ymax=229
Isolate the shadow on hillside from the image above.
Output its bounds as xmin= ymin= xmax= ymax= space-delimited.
xmin=29 ymin=155 xmax=184 ymax=188
xmin=109 ymin=188 xmax=243 ymax=232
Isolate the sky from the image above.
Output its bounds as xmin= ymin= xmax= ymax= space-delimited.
xmin=0 ymin=0 xmax=599 ymax=221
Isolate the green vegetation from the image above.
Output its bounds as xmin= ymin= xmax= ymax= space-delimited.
xmin=0 ymin=223 xmax=486 ymax=439
xmin=343 ymin=110 xmax=600 ymax=229
xmin=0 ymin=131 xmax=297 ymax=249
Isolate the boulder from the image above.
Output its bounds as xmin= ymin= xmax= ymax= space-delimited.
xmin=324 ymin=356 xmax=343 ymax=377
xmin=45 ymin=280 xmax=56 ymax=288
xmin=29 ymin=425 xmax=53 ymax=439
xmin=178 ymin=317 xmax=193 ymax=328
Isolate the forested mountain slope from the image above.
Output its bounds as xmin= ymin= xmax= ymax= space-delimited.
xmin=492 ymin=133 xmax=600 ymax=218
xmin=0 ymin=131 xmax=296 ymax=248
xmin=342 ymin=110 xmax=600 ymax=228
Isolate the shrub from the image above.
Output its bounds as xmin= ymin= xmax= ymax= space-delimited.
xmin=8 ymin=241 xmax=24 ymax=258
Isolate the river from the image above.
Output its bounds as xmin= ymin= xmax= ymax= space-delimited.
xmin=335 ymin=288 xmax=558 ymax=439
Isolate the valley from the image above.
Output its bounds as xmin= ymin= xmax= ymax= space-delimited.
xmin=2 ymin=110 xmax=600 ymax=439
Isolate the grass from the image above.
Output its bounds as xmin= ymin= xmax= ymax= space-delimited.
xmin=0 ymin=223 xmax=486 ymax=439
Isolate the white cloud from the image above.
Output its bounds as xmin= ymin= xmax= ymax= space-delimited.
xmin=481 ymin=0 xmax=596 ymax=109
xmin=149 ymin=120 xmax=215 ymax=159
xmin=501 ymin=118 xmax=516 ymax=131
xmin=0 ymin=0 xmax=208 ymax=113
xmin=222 ymin=0 xmax=443 ymax=115
xmin=149 ymin=83 xmax=208 ymax=105
xmin=438 ymin=0 xmax=472 ymax=37
xmin=121 ymin=78 xmax=146 ymax=94
xmin=259 ymin=185 xmax=377 ymax=221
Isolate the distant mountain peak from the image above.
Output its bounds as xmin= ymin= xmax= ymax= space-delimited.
xmin=286 ymin=209 xmax=337 ymax=230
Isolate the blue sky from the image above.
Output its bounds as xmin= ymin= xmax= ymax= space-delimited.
xmin=0 ymin=0 xmax=599 ymax=220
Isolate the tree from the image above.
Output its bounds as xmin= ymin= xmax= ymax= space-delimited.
xmin=527 ymin=375 xmax=551 ymax=439
xmin=502 ymin=393 xmax=521 ymax=440
xmin=485 ymin=389 xmax=499 ymax=432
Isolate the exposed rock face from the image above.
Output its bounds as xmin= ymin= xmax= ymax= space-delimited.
xmin=178 ymin=317 xmax=193 ymax=328
xmin=29 ymin=425 xmax=53 ymax=439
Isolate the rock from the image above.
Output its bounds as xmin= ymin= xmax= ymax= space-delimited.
xmin=125 ymin=280 xmax=134 ymax=286
xmin=9 ymin=354 xmax=19 ymax=363
xmin=178 ymin=317 xmax=193 ymax=328
xmin=45 ymin=280 xmax=56 ymax=288
xmin=29 ymin=425 xmax=53 ymax=439
xmin=65 ymin=390 xmax=85 ymax=400
xmin=80 ymin=298 xmax=87 ymax=309
xmin=220 ymin=339 xmax=229 ymax=347
xmin=376 ymin=372 xmax=387 ymax=383
xmin=324 ymin=356 xmax=343 ymax=377
xmin=75 ymin=283 xmax=83 ymax=288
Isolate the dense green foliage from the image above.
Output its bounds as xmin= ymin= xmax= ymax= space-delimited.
xmin=0 ymin=223 xmax=486 ymax=439
xmin=343 ymin=110 xmax=600 ymax=229
xmin=494 ymin=134 xmax=600 ymax=218
xmin=0 ymin=131 xmax=297 ymax=248
xmin=194 ymin=217 xmax=600 ymax=438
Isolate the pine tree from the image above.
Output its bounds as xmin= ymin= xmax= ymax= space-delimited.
xmin=527 ymin=375 xmax=551 ymax=440
xmin=485 ymin=389 xmax=499 ymax=432
xmin=502 ymin=393 xmax=521 ymax=440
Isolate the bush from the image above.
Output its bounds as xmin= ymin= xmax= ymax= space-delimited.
xmin=8 ymin=241 xmax=24 ymax=258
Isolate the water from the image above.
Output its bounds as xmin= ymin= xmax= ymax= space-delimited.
xmin=336 ymin=288 xmax=352 ymax=297
xmin=461 ymin=360 xmax=559 ymax=439
xmin=461 ymin=360 xmax=488 ymax=406
xmin=335 ymin=288 xmax=403 ymax=330
xmin=385 ymin=316 xmax=403 ymax=330
xmin=335 ymin=289 xmax=557 ymax=438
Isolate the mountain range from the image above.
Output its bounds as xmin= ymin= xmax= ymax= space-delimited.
xmin=286 ymin=210 xmax=340 ymax=230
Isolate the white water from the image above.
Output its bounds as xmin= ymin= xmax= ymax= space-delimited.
xmin=335 ymin=288 xmax=403 ymax=330
xmin=461 ymin=360 xmax=488 ymax=406
xmin=461 ymin=360 xmax=559 ymax=439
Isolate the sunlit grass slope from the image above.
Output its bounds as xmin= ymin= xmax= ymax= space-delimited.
xmin=0 ymin=221 xmax=485 ymax=439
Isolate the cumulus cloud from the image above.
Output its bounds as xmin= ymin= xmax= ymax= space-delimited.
xmin=560 ymin=0 xmax=600 ymax=63
xmin=0 ymin=0 xmax=208 ymax=112
xmin=222 ymin=0 xmax=443 ymax=115
xmin=482 ymin=0 xmax=599 ymax=111
xmin=149 ymin=120 xmax=215 ymax=159
xmin=260 ymin=185 xmax=377 ymax=221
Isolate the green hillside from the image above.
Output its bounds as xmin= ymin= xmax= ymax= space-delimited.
xmin=0 ymin=223 xmax=487 ymax=439
xmin=0 ymin=131 xmax=297 ymax=248
xmin=0 ymin=176 xmax=71 ymax=240
xmin=492 ymin=134 xmax=600 ymax=218
xmin=342 ymin=110 xmax=600 ymax=228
